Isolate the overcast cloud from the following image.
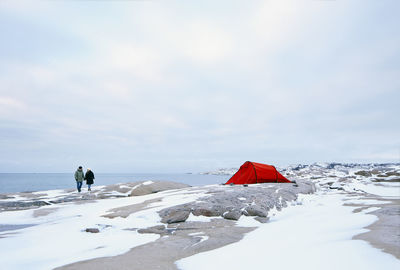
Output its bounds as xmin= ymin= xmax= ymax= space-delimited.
xmin=0 ymin=0 xmax=399 ymax=172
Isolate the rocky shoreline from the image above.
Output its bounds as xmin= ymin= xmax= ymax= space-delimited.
xmin=0 ymin=163 xmax=399 ymax=269
xmin=0 ymin=181 xmax=190 ymax=212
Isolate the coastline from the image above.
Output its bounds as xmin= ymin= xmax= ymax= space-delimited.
xmin=0 ymin=163 xmax=399 ymax=270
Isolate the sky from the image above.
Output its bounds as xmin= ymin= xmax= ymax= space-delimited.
xmin=0 ymin=0 xmax=399 ymax=173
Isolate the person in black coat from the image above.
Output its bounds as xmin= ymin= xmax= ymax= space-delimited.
xmin=84 ymin=168 xmax=95 ymax=191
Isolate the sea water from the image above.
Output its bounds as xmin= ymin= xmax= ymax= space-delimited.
xmin=0 ymin=173 xmax=229 ymax=194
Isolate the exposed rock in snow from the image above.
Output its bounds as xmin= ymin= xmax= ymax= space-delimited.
xmin=283 ymin=163 xmax=400 ymax=197
xmin=244 ymin=205 xmax=268 ymax=217
xmin=160 ymin=209 xmax=191 ymax=224
xmin=137 ymin=225 xmax=167 ymax=235
xmin=85 ymin=228 xmax=100 ymax=233
xmin=129 ymin=181 xmax=189 ymax=196
xmin=223 ymin=210 xmax=242 ymax=220
xmin=158 ymin=179 xmax=314 ymax=224
xmin=0 ymin=181 xmax=191 ymax=212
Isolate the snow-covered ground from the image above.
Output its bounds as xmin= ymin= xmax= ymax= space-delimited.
xmin=177 ymin=192 xmax=399 ymax=270
xmin=0 ymin=186 xmax=209 ymax=270
xmin=0 ymin=163 xmax=399 ymax=270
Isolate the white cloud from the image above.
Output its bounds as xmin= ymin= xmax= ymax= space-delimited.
xmin=177 ymin=21 xmax=234 ymax=65
xmin=0 ymin=0 xmax=399 ymax=171
xmin=0 ymin=96 xmax=25 ymax=110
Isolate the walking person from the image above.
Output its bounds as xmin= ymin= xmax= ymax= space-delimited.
xmin=84 ymin=168 xmax=95 ymax=191
xmin=74 ymin=166 xmax=85 ymax=192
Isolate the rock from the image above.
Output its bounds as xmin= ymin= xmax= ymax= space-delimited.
xmin=254 ymin=217 xmax=270 ymax=223
xmin=160 ymin=209 xmax=191 ymax=224
xmin=138 ymin=225 xmax=166 ymax=235
xmin=371 ymin=169 xmax=381 ymax=175
xmin=129 ymin=181 xmax=190 ymax=196
xmin=355 ymin=171 xmax=372 ymax=177
xmin=373 ymin=178 xmax=400 ymax=183
xmin=85 ymin=228 xmax=100 ymax=233
xmin=192 ymin=205 xmax=226 ymax=217
xmin=155 ymin=180 xmax=315 ymax=224
xmin=0 ymin=194 xmax=13 ymax=200
xmin=386 ymin=171 xmax=400 ymax=177
xmin=223 ymin=210 xmax=242 ymax=220
xmin=0 ymin=200 xmax=51 ymax=211
xmin=243 ymin=205 xmax=268 ymax=217
xmin=329 ymin=182 xmax=344 ymax=190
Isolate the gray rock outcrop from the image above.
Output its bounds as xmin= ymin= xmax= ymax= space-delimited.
xmin=129 ymin=181 xmax=190 ymax=196
xmin=160 ymin=209 xmax=191 ymax=224
xmin=158 ymin=179 xmax=315 ymax=224
xmin=0 ymin=181 xmax=191 ymax=212
xmin=85 ymin=228 xmax=100 ymax=233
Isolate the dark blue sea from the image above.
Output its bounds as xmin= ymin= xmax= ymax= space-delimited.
xmin=0 ymin=173 xmax=229 ymax=194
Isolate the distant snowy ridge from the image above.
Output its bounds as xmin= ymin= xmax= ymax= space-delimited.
xmin=201 ymin=163 xmax=400 ymax=197
xmin=201 ymin=162 xmax=400 ymax=176
xmin=283 ymin=162 xmax=400 ymax=197
xmin=200 ymin=168 xmax=238 ymax=175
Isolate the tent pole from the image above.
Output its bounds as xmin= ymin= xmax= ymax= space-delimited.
xmin=250 ymin=162 xmax=258 ymax=183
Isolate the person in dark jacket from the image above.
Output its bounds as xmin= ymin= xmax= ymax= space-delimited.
xmin=74 ymin=166 xmax=85 ymax=192
xmin=84 ymin=168 xmax=95 ymax=191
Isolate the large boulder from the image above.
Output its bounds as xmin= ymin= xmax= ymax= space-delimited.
xmin=243 ymin=205 xmax=268 ymax=217
xmin=160 ymin=209 xmax=191 ymax=224
xmin=192 ymin=204 xmax=227 ymax=217
xmin=223 ymin=210 xmax=242 ymax=220
xmin=130 ymin=181 xmax=190 ymax=196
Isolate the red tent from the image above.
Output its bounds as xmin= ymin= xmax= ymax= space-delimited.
xmin=225 ymin=161 xmax=291 ymax=185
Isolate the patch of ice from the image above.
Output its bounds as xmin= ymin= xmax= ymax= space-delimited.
xmin=38 ymin=189 xmax=69 ymax=198
xmin=118 ymin=185 xmax=132 ymax=189
xmin=142 ymin=181 xmax=154 ymax=186
xmin=344 ymin=182 xmax=400 ymax=197
xmin=102 ymin=191 xmax=128 ymax=197
xmin=343 ymin=199 xmax=391 ymax=205
xmin=235 ymin=216 xmax=260 ymax=227
xmin=186 ymin=213 xmax=216 ymax=222
xmin=188 ymin=232 xmax=205 ymax=236
xmin=330 ymin=182 xmax=343 ymax=189
xmin=192 ymin=235 xmax=209 ymax=246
